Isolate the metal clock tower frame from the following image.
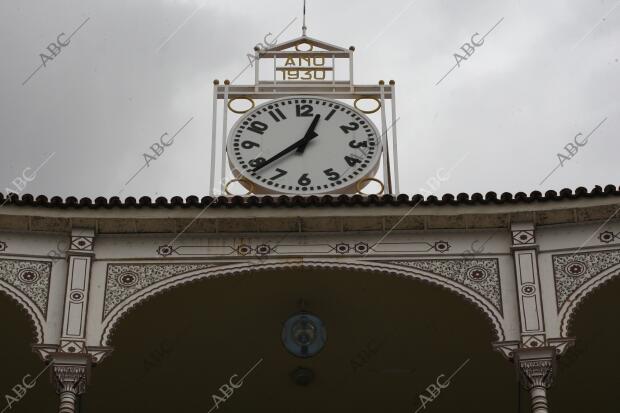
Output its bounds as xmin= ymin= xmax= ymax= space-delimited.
xmin=209 ymin=14 xmax=400 ymax=196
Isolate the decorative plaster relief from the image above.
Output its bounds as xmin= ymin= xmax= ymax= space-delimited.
xmin=389 ymin=258 xmax=502 ymax=314
xmin=553 ymin=249 xmax=620 ymax=309
xmin=104 ymin=263 xmax=215 ymax=318
xmin=0 ymin=258 xmax=51 ymax=315
xmin=156 ymin=240 xmax=451 ymax=257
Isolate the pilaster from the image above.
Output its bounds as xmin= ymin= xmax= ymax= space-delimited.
xmin=511 ymin=223 xmax=548 ymax=349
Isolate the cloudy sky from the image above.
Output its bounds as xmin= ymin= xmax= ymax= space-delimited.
xmin=1 ymin=0 xmax=618 ymax=198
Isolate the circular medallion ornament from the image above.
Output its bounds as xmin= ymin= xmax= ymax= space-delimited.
xmin=117 ymin=272 xmax=139 ymax=287
xmin=466 ymin=267 xmax=488 ymax=282
xmin=157 ymin=245 xmax=174 ymax=257
xmin=354 ymin=242 xmax=369 ymax=254
xmin=70 ymin=291 xmax=85 ymax=302
xmin=227 ymin=96 xmax=382 ymax=195
xmin=564 ymin=262 xmax=586 ymax=277
xmin=335 ymin=243 xmax=350 ymax=254
xmin=237 ymin=245 xmax=252 ymax=256
xmin=521 ymin=284 xmax=536 ymax=296
xmin=599 ymin=231 xmax=615 ymax=243
xmin=282 ymin=312 xmax=327 ymax=358
xmin=434 ymin=241 xmax=450 ymax=253
xmin=256 ymin=244 xmax=271 ymax=256
xmin=18 ymin=268 xmax=40 ymax=284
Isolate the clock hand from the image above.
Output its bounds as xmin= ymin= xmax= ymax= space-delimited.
xmin=296 ymin=114 xmax=321 ymax=154
xmin=253 ymin=115 xmax=321 ymax=172
xmin=253 ymin=130 xmax=319 ymax=172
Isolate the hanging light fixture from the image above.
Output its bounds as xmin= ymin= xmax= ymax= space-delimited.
xmin=281 ymin=312 xmax=327 ymax=358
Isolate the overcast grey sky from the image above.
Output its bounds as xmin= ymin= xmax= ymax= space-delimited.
xmin=0 ymin=0 xmax=618 ymax=198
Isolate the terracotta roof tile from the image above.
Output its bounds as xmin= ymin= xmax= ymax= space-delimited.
xmin=0 ymin=185 xmax=618 ymax=209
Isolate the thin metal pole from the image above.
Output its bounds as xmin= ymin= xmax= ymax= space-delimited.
xmin=302 ymin=0 xmax=307 ymax=36
xmin=209 ymin=80 xmax=219 ymax=195
xmin=254 ymin=49 xmax=260 ymax=91
xmin=348 ymin=48 xmax=354 ymax=91
xmin=332 ymin=54 xmax=335 ymax=90
xmin=389 ymin=80 xmax=400 ymax=194
xmin=220 ymin=80 xmax=230 ymax=194
xmin=379 ymin=80 xmax=392 ymax=194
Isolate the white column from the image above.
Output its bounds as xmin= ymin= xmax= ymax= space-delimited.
xmin=52 ymin=355 xmax=90 ymax=413
xmin=209 ymin=80 xmax=219 ymax=195
xmin=515 ymin=348 xmax=555 ymax=413
xmin=511 ymin=224 xmax=556 ymax=412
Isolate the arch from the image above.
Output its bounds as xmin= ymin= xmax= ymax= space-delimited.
xmin=559 ymin=262 xmax=620 ymax=337
xmin=0 ymin=280 xmax=45 ymax=343
xmin=100 ymin=259 xmax=506 ymax=346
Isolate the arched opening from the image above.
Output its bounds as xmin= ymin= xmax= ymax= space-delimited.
xmin=0 ymin=292 xmax=56 ymax=412
xmin=551 ymin=275 xmax=620 ymax=410
xmin=85 ymin=268 xmax=515 ymax=412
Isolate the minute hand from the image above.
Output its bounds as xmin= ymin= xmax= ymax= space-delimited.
xmin=253 ymin=114 xmax=321 ymax=172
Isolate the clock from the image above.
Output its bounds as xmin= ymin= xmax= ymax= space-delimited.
xmin=226 ymin=96 xmax=382 ymax=195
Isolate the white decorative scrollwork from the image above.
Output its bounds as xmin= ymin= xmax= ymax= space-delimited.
xmin=100 ymin=259 xmax=506 ymax=347
xmin=0 ymin=258 xmax=52 ymax=343
xmin=553 ymin=249 xmax=620 ymax=336
xmin=389 ymin=258 xmax=502 ymax=314
xmin=553 ymin=249 xmax=620 ymax=309
xmin=104 ymin=263 xmax=216 ymax=318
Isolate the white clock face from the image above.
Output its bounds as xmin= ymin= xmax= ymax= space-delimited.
xmin=227 ymin=96 xmax=382 ymax=194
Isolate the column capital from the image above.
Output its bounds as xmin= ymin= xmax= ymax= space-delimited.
xmin=51 ymin=353 xmax=91 ymax=395
xmin=515 ymin=347 xmax=555 ymax=390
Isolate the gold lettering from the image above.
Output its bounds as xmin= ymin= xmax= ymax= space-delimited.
xmin=284 ymin=57 xmax=295 ymax=66
xmin=313 ymin=57 xmax=325 ymax=66
xmin=286 ymin=69 xmax=299 ymax=80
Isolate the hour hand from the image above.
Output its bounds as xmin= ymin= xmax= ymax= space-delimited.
xmin=253 ymin=115 xmax=321 ymax=172
xmin=297 ymin=115 xmax=321 ymax=154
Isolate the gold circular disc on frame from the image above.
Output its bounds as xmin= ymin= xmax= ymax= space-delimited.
xmin=294 ymin=43 xmax=314 ymax=52
xmin=353 ymin=97 xmax=381 ymax=114
xmin=225 ymin=178 xmax=255 ymax=196
xmin=356 ymin=177 xmax=384 ymax=195
xmin=227 ymin=97 xmax=255 ymax=114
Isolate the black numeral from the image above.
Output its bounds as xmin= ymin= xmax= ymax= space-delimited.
xmin=241 ymin=140 xmax=260 ymax=149
xmin=248 ymin=121 xmax=268 ymax=134
xmin=349 ymin=140 xmax=368 ymax=148
xmin=249 ymin=157 xmax=266 ymax=169
xmin=268 ymin=108 xmax=287 ymax=122
xmin=344 ymin=156 xmax=362 ymax=167
xmin=340 ymin=122 xmax=360 ymax=134
xmin=298 ymin=173 xmax=311 ymax=186
xmin=323 ymin=168 xmax=340 ymax=181
xmin=325 ymin=109 xmax=336 ymax=121
xmin=296 ymin=104 xmax=313 ymax=117
xmin=269 ymin=168 xmax=288 ymax=180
